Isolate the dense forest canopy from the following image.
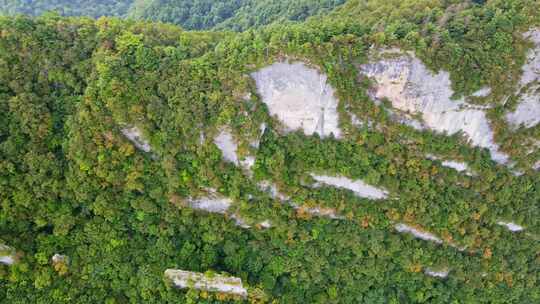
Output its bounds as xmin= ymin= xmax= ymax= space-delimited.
xmin=0 ymin=0 xmax=347 ymax=30
xmin=0 ymin=0 xmax=134 ymax=18
xmin=0 ymin=0 xmax=539 ymax=303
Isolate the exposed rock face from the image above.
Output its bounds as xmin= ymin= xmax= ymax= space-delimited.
xmin=187 ymin=189 xmax=270 ymax=229
xmin=426 ymin=154 xmax=472 ymax=175
xmin=0 ymin=244 xmax=15 ymax=265
xmin=425 ymin=268 xmax=449 ymax=278
xmin=214 ymin=127 xmax=257 ymax=171
xmin=251 ymin=62 xmax=342 ymax=138
xmin=214 ymin=129 xmax=239 ymax=165
xmin=471 ymin=87 xmax=492 ymax=97
xmin=258 ymin=181 xmax=290 ymax=201
xmin=188 ymin=189 xmax=233 ymax=214
xmin=441 ymin=160 xmax=469 ymax=173
xmin=519 ymin=29 xmax=540 ymax=86
xmin=0 ymin=255 xmax=14 ymax=265
xmin=259 ymin=220 xmax=272 ymax=228
xmin=52 ymin=254 xmax=68 ymax=264
xmin=394 ymin=223 xmax=443 ymax=244
xmin=231 ymin=214 xmax=272 ymax=229
xmin=121 ymin=126 xmax=152 ymax=152
xmin=311 ymin=174 xmax=388 ymax=200
xmin=164 ymin=269 xmax=248 ymax=298
xmin=360 ymin=51 xmax=509 ymax=164
xmin=250 ymin=123 xmax=267 ymax=149
xmin=506 ymin=29 xmax=540 ymax=129
xmin=506 ymin=94 xmax=540 ymax=129
xmin=257 ymin=181 xmax=343 ymax=219
xmin=497 ymin=221 xmax=524 ymax=232
xmin=297 ymin=205 xmax=343 ymax=219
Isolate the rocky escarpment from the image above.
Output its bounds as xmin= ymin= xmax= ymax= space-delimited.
xmin=164 ymin=269 xmax=248 ymax=298
xmin=121 ymin=126 xmax=152 ymax=153
xmin=0 ymin=244 xmax=16 ymax=265
xmin=360 ymin=50 xmax=509 ymax=164
xmin=251 ymin=62 xmax=342 ymax=138
xmin=506 ymin=29 xmax=540 ymax=129
xmin=310 ymin=174 xmax=388 ymax=200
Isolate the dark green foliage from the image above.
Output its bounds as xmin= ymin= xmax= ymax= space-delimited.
xmin=128 ymin=0 xmax=247 ymax=30
xmin=0 ymin=0 xmax=134 ymax=18
xmin=0 ymin=0 xmax=346 ymax=31
xmin=214 ymin=0 xmax=347 ymax=31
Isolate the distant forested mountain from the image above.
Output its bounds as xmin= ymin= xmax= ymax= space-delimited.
xmin=0 ymin=0 xmax=539 ymax=303
xmin=0 ymin=0 xmax=134 ymax=18
xmin=0 ymin=0 xmax=346 ymax=30
xmin=127 ymin=0 xmax=247 ymax=30
xmin=128 ymin=0 xmax=346 ymax=31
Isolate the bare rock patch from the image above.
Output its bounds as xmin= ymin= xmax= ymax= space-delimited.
xmin=424 ymin=268 xmax=449 ymax=278
xmin=360 ymin=51 xmax=509 ymax=164
xmin=188 ymin=189 xmax=233 ymax=214
xmin=506 ymin=29 xmax=540 ymax=129
xmin=426 ymin=154 xmax=473 ymax=175
xmin=165 ymin=269 xmax=248 ymax=298
xmin=497 ymin=221 xmax=524 ymax=232
xmin=394 ymin=223 xmax=443 ymax=244
xmin=121 ymin=126 xmax=152 ymax=153
xmin=0 ymin=244 xmax=15 ymax=265
xmin=311 ymin=174 xmax=388 ymax=200
xmin=214 ymin=129 xmax=239 ymax=165
xmin=251 ymin=62 xmax=342 ymax=138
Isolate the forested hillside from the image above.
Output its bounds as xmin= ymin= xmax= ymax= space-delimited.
xmin=0 ymin=0 xmax=346 ymax=30
xmin=129 ymin=0 xmax=346 ymax=31
xmin=0 ymin=0 xmax=133 ymax=18
xmin=0 ymin=0 xmax=539 ymax=303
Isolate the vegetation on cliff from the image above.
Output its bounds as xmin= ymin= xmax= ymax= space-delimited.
xmin=0 ymin=0 xmax=539 ymax=303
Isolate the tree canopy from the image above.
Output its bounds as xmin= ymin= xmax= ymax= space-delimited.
xmin=0 ymin=0 xmax=539 ymax=303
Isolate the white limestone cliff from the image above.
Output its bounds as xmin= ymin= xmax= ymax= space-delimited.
xmin=311 ymin=174 xmax=388 ymax=200
xmin=506 ymin=29 xmax=540 ymax=129
xmin=360 ymin=51 xmax=509 ymax=164
xmin=165 ymin=269 xmax=248 ymax=298
xmin=121 ymin=126 xmax=152 ymax=153
xmin=0 ymin=244 xmax=15 ymax=265
xmin=251 ymin=62 xmax=342 ymax=138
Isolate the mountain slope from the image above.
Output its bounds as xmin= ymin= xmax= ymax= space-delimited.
xmin=0 ymin=0 xmax=347 ymax=31
xmin=0 ymin=1 xmax=539 ymax=303
xmin=0 ymin=0 xmax=134 ymax=18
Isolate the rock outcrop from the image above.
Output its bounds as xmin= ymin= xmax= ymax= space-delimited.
xmin=164 ymin=269 xmax=248 ymax=298
xmin=251 ymin=62 xmax=342 ymax=138
xmin=214 ymin=127 xmax=258 ymax=171
xmin=310 ymin=174 xmax=388 ymax=200
xmin=424 ymin=268 xmax=449 ymax=278
xmin=188 ymin=189 xmax=270 ymax=229
xmin=426 ymin=154 xmax=473 ymax=175
xmin=360 ymin=50 xmax=509 ymax=164
xmin=497 ymin=221 xmax=524 ymax=232
xmin=214 ymin=129 xmax=239 ymax=165
xmin=394 ymin=223 xmax=443 ymax=244
xmin=506 ymin=29 xmax=540 ymax=129
xmin=188 ymin=189 xmax=233 ymax=214
xmin=0 ymin=244 xmax=15 ymax=265
xmin=258 ymin=181 xmax=343 ymax=219
xmin=121 ymin=126 xmax=152 ymax=153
